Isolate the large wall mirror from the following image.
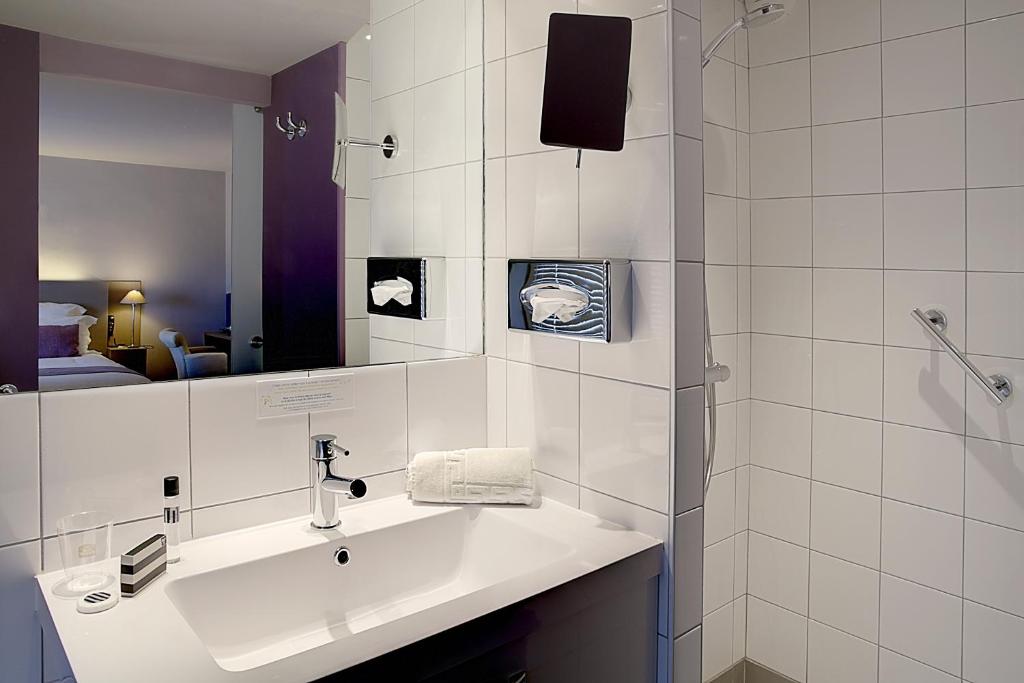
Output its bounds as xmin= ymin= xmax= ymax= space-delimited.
xmin=0 ymin=0 xmax=484 ymax=393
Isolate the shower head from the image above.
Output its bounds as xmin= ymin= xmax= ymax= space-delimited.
xmin=741 ymin=3 xmax=786 ymax=29
xmin=701 ymin=2 xmax=786 ymax=68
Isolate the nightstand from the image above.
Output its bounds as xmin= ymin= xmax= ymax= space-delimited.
xmin=107 ymin=345 xmax=151 ymax=376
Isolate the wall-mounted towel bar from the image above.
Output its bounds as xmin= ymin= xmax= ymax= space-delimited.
xmin=911 ymin=308 xmax=1012 ymax=406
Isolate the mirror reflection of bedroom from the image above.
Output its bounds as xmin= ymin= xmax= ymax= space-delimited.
xmin=16 ymin=4 xmax=386 ymax=393
xmin=38 ymin=77 xmax=240 ymax=390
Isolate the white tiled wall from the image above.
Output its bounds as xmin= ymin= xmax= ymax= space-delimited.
xmin=739 ymin=2 xmax=1024 ymax=682
xmin=0 ymin=356 xmax=486 ymax=682
xmin=346 ymin=23 xmax=373 ymax=366
xmin=697 ymin=0 xmax=750 ymax=679
xmin=482 ymin=1 xmax=705 ymax=681
xmin=367 ymin=0 xmax=484 ymax=363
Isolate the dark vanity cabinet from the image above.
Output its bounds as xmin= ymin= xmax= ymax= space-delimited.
xmin=318 ymin=545 xmax=662 ymax=683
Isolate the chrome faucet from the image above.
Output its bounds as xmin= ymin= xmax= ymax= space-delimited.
xmin=310 ymin=434 xmax=367 ymax=529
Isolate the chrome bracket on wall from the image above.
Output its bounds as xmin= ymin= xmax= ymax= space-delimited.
xmin=508 ymin=260 xmax=631 ymax=343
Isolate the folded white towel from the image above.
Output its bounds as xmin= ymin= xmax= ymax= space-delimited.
xmin=406 ymin=447 xmax=534 ymax=505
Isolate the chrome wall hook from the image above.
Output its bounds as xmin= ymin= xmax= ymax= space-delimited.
xmin=275 ymin=112 xmax=308 ymax=140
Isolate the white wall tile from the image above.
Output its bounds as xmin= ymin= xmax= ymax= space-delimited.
xmin=967 ymin=0 xmax=1024 ymax=21
xmin=701 ymin=0 xmax=737 ymax=64
xmin=702 ymin=57 xmax=736 ymax=130
xmin=705 ymin=194 xmax=737 ymax=265
xmin=0 ymin=541 xmax=41 ymax=683
xmin=883 ymin=269 xmax=966 ymax=351
xmin=750 ymin=198 xmax=812 ymax=266
xmin=811 ymin=45 xmax=882 ymax=125
xmin=750 ymin=128 xmax=812 ymax=199
xmin=371 ymin=7 xmax=414 ymax=98
xmin=505 ymin=47 xmax=546 ymax=156
xmin=813 ymin=269 xmax=883 ymax=344
xmin=812 ymin=119 xmax=883 ymax=196
xmin=675 ymin=386 xmax=705 ymax=515
xmin=806 ymin=621 xmax=878 ymax=683
xmin=40 ymin=383 xmax=190 ymax=534
xmin=747 ymin=0 xmax=809 ymax=67
xmin=810 ymin=0 xmax=881 ymax=54
xmin=706 ymin=265 xmax=737 ymax=336
xmin=534 ymin=471 xmax=579 ymax=507
xmin=751 ymin=334 xmax=812 ymax=406
xmin=675 ymin=505 xmax=704 ymax=634
xmin=882 ymin=0 xmax=964 ymax=40
xmin=372 ymin=89 xmax=415 ymax=178
xmin=486 ymin=357 xmax=507 ymax=447
xmin=414 ymin=72 xmax=466 ymax=171
xmin=675 ymin=626 xmax=701 ymax=683
xmin=749 ymin=58 xmax=810 ymax=132
xmin=413 ymin=164 xmax=466 ymax=256
xmin=676 ymin=135 xmax=705 ymax=262
xmin=812 ymin=194 xmax=883 ymax=268
xmin=883 ymin=109 xmax=965 ymax=192
xmin=676 ymin=262 xmax=707 ymax=390
xmin=879 ymin=574 xmax=962 ymax=676
xmin=580 ymin=376 xmax=670 ymax=512
xmin=626 ymin=12 xmax=670 ymax=139
xmin=505 ymin=149 xmax=578 ymax=257
xmin=701 ymin=603 xmax=734 ymax=680
xmin=968 ymin=272 xmax=1024 ymax=358
xmin=506 ymin=362 xmax=580 ymax=482
xmin=749 ymin=466 xmax=811 ymax=546
xmin=674 ymin=10 xmax=703 ymax=140
xmin=966 ymin=437 xmax=1024 ymax=533
xmin=703 ymin=123 xmax=737 ymax=197
xmin=190 ymin=373 xmax=309 ymax=507
xmin=506 ymin=330 xmax=580 ymax=372
xmin=966 ymin=11 xmax=1024 ymax=105
xmin=372 ymin=0 xmax=413 ymax=23
xmin=705 ymin=469 xmax=737 ymax=546
xmin=878 ymin=649 xmax=959 ymax=683
xmin=192 ymin=489 xmax=310 ymax=538
xmin=370 ymin=173 xmax=414 ymax=255
xmin=747 ymin=532 xmax=810 ymax=615
xmin=751 ymin=267 xmax=811 ymax=337
xmin=810 ymin=482 xmax=881 ymax=568
xmin=747 ymin=596 xmax=809 ymax=682
xmin=750 ymin=401 xmax=811 ymax=477
xmin=883 ymin=347 xmax=966 ymax=434
xmin=968 ymin=187 xmax=1024 ymax=272
xmin=967 ymin=100 xmax=1024 ymax=188
xmin=0 ymin=394 xmax=39 ymax=546
xmin=505 ymin=0 xmax=574 ymax=55
xmin=882 ymin=423 xmax=964 ymax=514
xmin=881 ymin=499 xmax=964 ymax=594
xmin=581 ymin=261 xmax=672 ymax=387
xmin=963 ymin=600 xmax=1024 ymax=683
xmin=965 ymin=356 xmax=1024 ymax=446
xmin=414 ymin=0 xmax=466 ymax=85
xmin=809 ymin=551 xmax=880 ymax=642
xmin=812 ymin=412 xmax=882 ymax=495
xmin=813 ymin=340 xmax=883 ymax=420
xmin=704 ymin=536 xmax=736 ymax=615
xmin=965 ymin=519 xmax=1024 ymax=618
xmin=580 ymin=137 xmax=671 ymax=261
xmin=485 ymin=60 xmax=506 ymax=158
xmin=883 ymin=190 xmax=966 ymax=270
xmin=346 ymin=23 xmax=371 ymax=80
xmin=407 ymin=357 xmax=487 ymax=453
xmin=882 ymin=28 xmax=965 ymax=116
xmin=309 ymin=364 xmax=409 ymax=477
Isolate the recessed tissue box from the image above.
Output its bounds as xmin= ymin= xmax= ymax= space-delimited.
xmin=508 ymin=260 xmax=631 ymax=343
xmin=366 ymin=257 xmax=446 ymax=320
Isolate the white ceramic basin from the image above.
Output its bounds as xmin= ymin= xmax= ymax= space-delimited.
xmin=38 ymin=495 xmax=660 ymax=683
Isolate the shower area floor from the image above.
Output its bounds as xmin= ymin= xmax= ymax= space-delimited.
xmin=710 ymin=660 xmax=797 ymax=683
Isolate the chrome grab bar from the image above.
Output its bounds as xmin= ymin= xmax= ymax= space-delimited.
xmin=911 ymin=308 xmax=1012 ymax=406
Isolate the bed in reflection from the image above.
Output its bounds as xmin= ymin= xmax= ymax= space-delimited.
xmin=38 ymin=280 xmax=151 ymax=391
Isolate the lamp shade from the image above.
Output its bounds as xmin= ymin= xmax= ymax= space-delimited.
xmin=120 ymin=289 xmax=146 ymax=305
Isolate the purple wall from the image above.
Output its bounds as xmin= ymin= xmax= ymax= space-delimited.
xmin=263 ymin=44 xmax=345 ymax=371
xmin=0 ymin=25 xmax=39 ymax=392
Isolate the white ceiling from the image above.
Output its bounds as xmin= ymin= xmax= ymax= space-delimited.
xmin=40 ymin=74 xmax=233 ymax=172
xmin=0 ymin=0 xmax=370 ymax=75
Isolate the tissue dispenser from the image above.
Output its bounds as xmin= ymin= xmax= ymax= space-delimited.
xmin=508 ymin=260 xmax=631 ymax=343
xmin=366 ymin=257 xmax=446 ymax=320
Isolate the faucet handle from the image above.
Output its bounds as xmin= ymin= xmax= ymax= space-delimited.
xmin=311 ymin=434 xmax=350 ymax=460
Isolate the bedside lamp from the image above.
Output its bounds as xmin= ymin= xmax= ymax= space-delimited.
xmin=120 ymin=289 xmax=146 ymax=347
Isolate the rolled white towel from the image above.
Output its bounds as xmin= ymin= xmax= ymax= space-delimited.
xmin=406 ymin=447 xmax=534 ymax=504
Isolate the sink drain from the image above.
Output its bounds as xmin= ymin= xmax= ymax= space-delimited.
xmin=333 ymin=546 xmax=351 ymax=566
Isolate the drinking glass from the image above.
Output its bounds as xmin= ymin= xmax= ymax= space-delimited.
xmin=55 ymin=511 xmax=113 ymax=594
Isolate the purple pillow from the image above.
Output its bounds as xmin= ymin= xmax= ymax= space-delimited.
xmin=39 ymin=324 xmax=81 ymax=358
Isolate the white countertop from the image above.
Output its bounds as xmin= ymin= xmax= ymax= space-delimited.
xmin=37 ymin=495 xmax=661 ymax=683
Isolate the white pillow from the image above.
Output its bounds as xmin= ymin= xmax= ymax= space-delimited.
xmin=40 ymin=314 xmax=97 ymax=354
xmin=39 ymin=302 xmax=87 ymax=320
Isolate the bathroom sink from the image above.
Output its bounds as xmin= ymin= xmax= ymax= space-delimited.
xmin=37 ymin=495 xmax=660 ymax=683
